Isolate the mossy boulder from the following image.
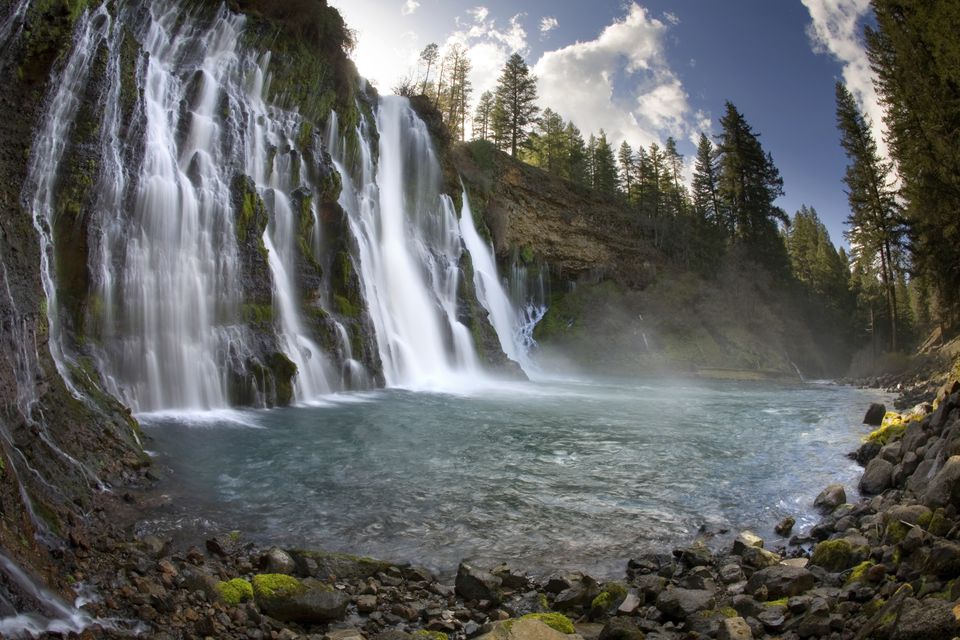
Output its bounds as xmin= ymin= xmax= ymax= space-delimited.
xmin=289 ymin=550 xmax=394 ymax=581
xmin=480 ymin=618 xmax=572 ymax=640
xmin=251 ymin=574 xmax=348 ymax=623
xmin=811 ymin=539 xmax=863 ymax=572
xmin=520 ymin=613 xmax=575 ymax=634
xmin=590 ymin=582 xmax=627 ymax=615
xmin=216 ymin=578 xmax=253 ymax=605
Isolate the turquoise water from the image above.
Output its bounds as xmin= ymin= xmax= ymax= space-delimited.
xmin=139 ymin=376 xmax=889 ymax=577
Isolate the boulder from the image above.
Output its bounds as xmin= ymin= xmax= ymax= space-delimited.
xmin=744 ymin=565 xmax=815 ymax=599
xmin=260 ymin=547 xmax=297 ymax=575
xmin=475 ymin=619 xmax=571 ymax=640
xmin=732 ymin=531 xmax=764 ymax=555
xmin=814 ymin=484 xmax=846 ymax=512
xmin=654 ymin=588 xmax=715 ymax=622
xmin=920 ymin=539 xmax=960 ymax=578
xmin=864 ymin=403 xmax=887 ymax=426
xmin=740 ymin=545 xmax=781 ymax=569
xmin=718 ymin=617 xmax=753 ymax=640
xmin=856 ymin=441 xmax=883 ymax=465
xmin=290 ymin=550 xmax=393 ymax=581
xmin=774 ymin=517 xmax=795 ymax=537
xmin=616 ymin=592 xmax=641 ymax=616
xmin=860 ymin=458 xmax=894 ymax=495
xmin=598 ymin=617 xmax=646 ymax=640
xmin=891 ymin=597 xmax=960 ymax=640
xmin=676 ymin=541 xmax=713 ymax=567
xmin=923 ymin=455 xmax=960 ymax=508
xmin=252 ymin=574 xmax=349 ymax=623
xmin=456 ymin=563 xmax=503 ymax=604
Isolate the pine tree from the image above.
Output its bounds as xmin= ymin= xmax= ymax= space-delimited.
xmin=473 ymin=91 xmax=494 ymax=141
xmin=591 ymin=131 xmax=617 ymax=196
xmin=867 ymin=0 xmax=960 ymax=320
xmin=493 ymin=53 xmax=539 ymax=157
xmin=564 ymin=122 xmax=588 ymax=187
xmin=716 ymin=102 xmax=789 ymax=273
xmin=418 ymin=43 xmax=439 ymax=96
xmin=617 ymin=141 xmax=634 ymax=198
xmin=528 ymin=108 xmax=568 ymax=175
xmin=834 ymin=82 xmax=905 ymax=351
xmin=691 ymin=133 xmax=723 ymax=229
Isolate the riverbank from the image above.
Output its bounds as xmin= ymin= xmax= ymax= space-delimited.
xmin=8 ymin=373 xmax=959 ymax=639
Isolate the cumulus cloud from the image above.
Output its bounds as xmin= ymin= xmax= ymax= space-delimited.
xmin=800 ymin=0 xmax=887 ymax=157
xmin=446 ymin=8 xmax=529 ymax=101
xmin=540 ymin=16 xmax=558 ymax=34
xmin=401 ymin=0 xmax=419 ymax=15
xmin=533 ymin=3 xmax=696 ymax=151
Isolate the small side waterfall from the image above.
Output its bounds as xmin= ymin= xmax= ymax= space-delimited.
xmin=327 ymin=99 xmax=481 ymax=389
xmin=460 ymin=194 xmax=544 ymax=376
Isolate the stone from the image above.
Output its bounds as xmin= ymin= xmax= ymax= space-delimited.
xmin=261 ymin=547 xmax=297 ymax=575
xmin=554 ymin=579 xmax=599 ymax=611
xmin=814 ymin=484 xmax=846 ymax=512
xmin=891 ymin=597 xmax=959 ymax=640
xmin=616 ymin=592 xmax=641 ymax=616
xmin=456 ymin=563 xmax=503 ymax=604
xmin=475 ymin=618 xmax=573 ymax=640
xmin=598 ymin=617 xmax=646 ymax=640
xmin=717 ymin=617 xmax=753 ymax=640
xmin=732 ymin=531 xmax=764 ymax=555
xmin=856 ymin=441 xmax=883 ymax=465
xmin=720 ymin=564 xmax=745 ymax=584
xmin=654 ymin=588 xmax=715 ymax=622
xmin=744 ymin=565 xmax=815 ymax=599
xmin=860 ymin=458 xmax=894 ymax=495
xmin=325 ymin=628 xmax=365 ymax=640
xmin=675 ymin=541 xmax=713 ymax=567
xmin=923 ymin=455 xmax=960 ymax=508
xmin=774 ymin=517 xmax=795 ymax=537
xmin=756 ymin=607 xmax=786 ymax=633
xmin=252 ymin=575 xmax=349 ymax=624
xmin=920 ymin=539 xmax=960 ymax=578
xmin=740 ymin=546 xmax=781 ymax=569
xmin=633 ymin=575 xmax=666 ymax=601
xmin=290 ymin=551 xmax=393 ymax=582
xmin=356 ymin=594 xmax=378 ymax=613
xmin=864 ymin=403 xmax=886 ymax=426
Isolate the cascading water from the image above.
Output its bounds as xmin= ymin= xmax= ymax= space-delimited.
xmin=459 ymin=194 xmax=544 ymax=376
xmin=326 ymin=99 xmax=481 ymax=389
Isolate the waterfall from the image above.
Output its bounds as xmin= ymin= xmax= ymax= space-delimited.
xmin=326 ymin=98 xmax=481 ymax=389
xmin=459 ymin=194 xmax=543 ymax=376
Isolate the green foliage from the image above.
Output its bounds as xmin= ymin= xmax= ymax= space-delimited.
xmin=216 ymin=578 xmax=254 ymax=605
xmin=846 ymin=560 xmax=876 ymax=584
xmin=412 ymin=631 xmax=447 ymax=640
xmin=520 ymin=613 xmax=575 ymax=634
xmin=492 ymin=53 xmax=539 ymax=157
xmin=591 ymin=583 xmax=627 ymax=612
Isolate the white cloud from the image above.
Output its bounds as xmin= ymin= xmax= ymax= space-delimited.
xmin=533 ymin=3 xmax=696 ymax=151
xmin=663 ymin=11 xmax=680 ymax=26
xmin=446 ymin=9 xmax=530 ymax=102
xmin=540 ymin=16 xmax=558 ymax=34
xmin=401 ymin=0 xmax=420 ymax=16
xmin=467 ymin=6 xmax=489 ymax=23
xmin=800 ymin=0 xmax=887 ymax=158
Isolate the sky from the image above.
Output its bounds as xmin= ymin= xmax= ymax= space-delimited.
xmin=328 ymin=0 xmax=881 ymax=248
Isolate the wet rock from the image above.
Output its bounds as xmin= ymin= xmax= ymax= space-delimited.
xmin=864 ymin=403 xmax=886 ymax=426
xmin=732 ymin=531 xmax=764 ymax=556
xmin=675 ymin=541 xmax=712 ymax=567
xmin=720 ymin=564 xmax=745 ymax=584
xmin=756 ymin=606 xmax=786 ymax=633
xmin=599 ymin=617 xmax=646 ymax=640
xmin=744 ymin=565 xmax=815 ymax=599
xmin=492 ymin=565 xmax=530 ymax=591
xmin=774 ymin=517 xmax=795 ymax=537
xmin=261 ymin=547 xmax=297 ymax=575
xmin=717 ymin=616 xmax=753 ymax=640
xmin=544 ymin=575 xmax=573 ymax=594
xmin=503 ymin=591 xmax=550 ymax=617
xmin=919 ymin=539 xmax=960 ymax=578
xmin=856 ymin=440 xmax=883 ymax=465
xmin=356 ymin=594 xmax=378 ymax=613
xmin=325 ymin=628 xmax=366 ymax=640
xmin=456 ymin=563 xmax=503 ymax=604
xmin=814 ymin=484 xmax=846 ymax=512
xmin=553 ymin=576 xmax=600 ymax=611
xmin=633 ymin=575 xmax=667 ymax=602
xmin=291 ymin=550 xmax=393 ymax=582
xmin=923 ymin=455 xmax=960 ymax=508
xmin=654 ymin=588 xmax=715 ymax=622
xmin=740 ymin=546 xmax=781 ymax=570
xmin=860 ymin=458 xmax=894 ymax=495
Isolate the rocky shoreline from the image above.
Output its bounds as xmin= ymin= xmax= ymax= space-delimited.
xmin=19 ymin=374 xmax=960 ymax=640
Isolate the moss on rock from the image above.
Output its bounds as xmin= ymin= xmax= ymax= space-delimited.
xmin=252 ymin=573 xmax=304 ymax=600
xmin=811 ymin=539 xmax=856 ymax=572
xmin=216 ymin=578 xmax=254 ymax=605
xmin=518 ymin=613 xmax=575 ymax=634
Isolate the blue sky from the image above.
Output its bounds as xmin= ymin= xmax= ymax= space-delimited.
xmin=329 ymin=0 xmax=880 ymax=248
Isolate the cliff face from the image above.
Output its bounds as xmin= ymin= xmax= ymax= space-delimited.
xmin=455 ymin=142 xmax=849 ymax=379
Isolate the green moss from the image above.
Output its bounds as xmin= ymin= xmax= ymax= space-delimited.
xmin=216 ymin=578 xmax=254 ymax=605
xmin=266 ymin=352 xmax=297 ymax=406
xmin=242 ymin=303 xmax=274 ymax=326
xmin=863 ymin=598 xmax=886 ymax=616
xmin=252 ymin=574 xmax=304 ymax=600
xmin=520 ymin=245 xmax=535 ymax=264
xmin=846 ymin=560 xmax=876 ymax=585
xmin=412 ymin=631 xmax=447 ymax=640
xmin=765 ymin=597 xmax=789 ymax=607
xmin=538 ymin=593 xmax=549 ymax=610
xmin=865 ymin=420 xmax=907 ymax=445
xmin=520 ymin=613 xmax=575 ymax=634
xmin=923 ymin=509 xmax=951 ymax=536
xmin=334 ymin=294 xmax=360 ymax=318
xmin=591 ymin=582 xmax=627 ymax=611
xmin=884 ymin=520 xmax=910 ymax=544
xmin=297 ymin=121 xmax=314 ymax=151
xmin=811 ymin=539 xmax=855 ymax=572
